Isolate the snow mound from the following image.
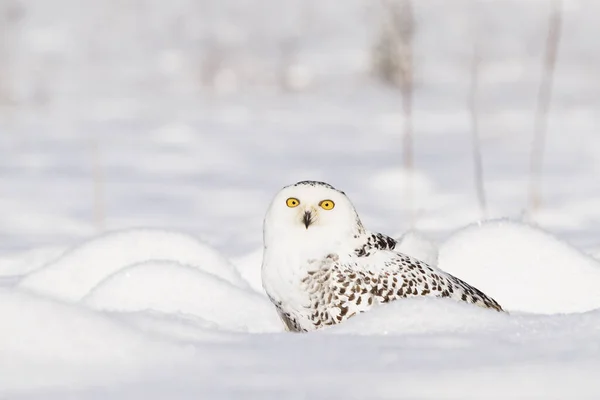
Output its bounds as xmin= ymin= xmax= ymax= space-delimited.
xmin=83 ymin=260 xmax=282 ymax=333
xmin=439 ymin=220 xmax=600 ymax=314
xmin=328 ymin=295 xmax=600 ymax=345
xmin=111 ymin=310 xmax=236 ymax=344
xmin=329 ymin=297 xmax=508 ymax=335
xmin=0 ymin=288 xmax=186 ymax=393
xmin=0 ymin=245 xmax=66 ymax=278
xmin=232 ymin=248 xmax=265 ymax=295
xmin=395 ymin=230 xmax=439 ymax=266
xmin=18 ymin=229 xmax=247 ymax=301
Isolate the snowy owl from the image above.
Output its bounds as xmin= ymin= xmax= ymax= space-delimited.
xmin=261 ymin=180 xmax=504 ymax=332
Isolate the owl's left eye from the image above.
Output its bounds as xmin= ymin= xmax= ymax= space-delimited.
xmin=319 ymin=200 xmax=335 ymax=210
xmin=286 ymin=197 xmax=300 ymax=208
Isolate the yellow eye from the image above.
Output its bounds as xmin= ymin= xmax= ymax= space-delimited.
xmin=319 ymin=200 xmax=335 ymax=210
xmin=286 ymin=197 xmax=300 ymax=208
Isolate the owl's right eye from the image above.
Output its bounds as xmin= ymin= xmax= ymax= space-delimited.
xmin=286 ymin=197 xmax=300 ymax=208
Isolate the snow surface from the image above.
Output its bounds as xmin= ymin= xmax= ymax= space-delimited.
xmin=0 ymin=245 xmax=66 ymax=277
xmin=18 ymin=229 xmax=248 ymax=301
xmin=395 ymin=230 xmax=439 ymax=266
xmin=3 ymin=221 xmax=600 ymax=398
xmin=0 ymin=288 xmax=189 ymax=394
xmin=440 ymin=220 xmax=600 ymax=314
xmin=231 ymin=248 xmax=265 ymax=295
xmin=2 ymin=0 xmax=600 ymax=398
xmin=83 ymin=260 xmax=281 ymax=332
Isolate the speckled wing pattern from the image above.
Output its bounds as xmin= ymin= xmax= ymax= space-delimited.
xmin=284 ymin=232 xmax=504 ymax=332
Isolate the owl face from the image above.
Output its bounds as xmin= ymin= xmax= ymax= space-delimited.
xmin=263 ymin=181 xmax=363 ymax=248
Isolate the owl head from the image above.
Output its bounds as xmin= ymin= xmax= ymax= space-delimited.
xmin=263 ymin=181 xmax=364 ymax=251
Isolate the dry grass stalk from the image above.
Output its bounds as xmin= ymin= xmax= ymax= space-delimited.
xmin=528 ymin=0 xmax=562 ymax=218
xmin=469 ymin=4 xmax=487 ymax=220
xmin=0 ymin=1 xmax=24 ymax=107
xmin=373 ymin=0 xmax=415 ymax=227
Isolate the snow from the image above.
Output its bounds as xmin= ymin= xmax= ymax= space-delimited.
xmin=0 ymin=245 xmax=66 ymax=277
xmin=330 ymin=296 xmax=508 ymax=335
xmin=2 ymin=0 xmax=600 ymax=398
xmin=231 ymin=248 xmax=265 ymax=295
xmin=19 ymin=229 xmax=248 ymax=301
xmin=3 ymin=221 xmax=600 ymax=398
xmin=83 ymin=259 xmax=281 ymax=332
xmin=109 ymin=310 xmax=234 ymax=343
xmin=439 ymin=220 xmax=600 ymax=314
xmin=395 ymin=230 xmax=439 ymax=266
xmin=0 ymin=288 xmax=188 ymax=394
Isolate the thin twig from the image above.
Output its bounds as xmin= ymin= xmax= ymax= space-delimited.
xmin=386 ymin=0 xmax=415 ymax=227
xmin=402 ymin=74 xmax=415 ymax=228
xmin=372 ymin=0 xmax=415 ymax=228
xmin=469 ymin=3 xmax=487 ymax=220
xmin=0 ymin=0 xmax=23 ymax=108
xmin=528 ymin=0 xmax=562 ymax=218
xmin=398 ymin=0 xmax=415 ymax=228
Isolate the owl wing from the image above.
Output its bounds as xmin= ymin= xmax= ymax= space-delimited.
xmin=323 ymin=247 xmax=503 ymax=324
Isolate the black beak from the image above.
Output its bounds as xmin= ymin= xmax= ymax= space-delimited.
xmin=303 ymin=211 xmax=313 ymax=229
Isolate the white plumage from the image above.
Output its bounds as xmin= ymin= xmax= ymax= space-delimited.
xmin=261 ymin=181 xmax=503 ymax=332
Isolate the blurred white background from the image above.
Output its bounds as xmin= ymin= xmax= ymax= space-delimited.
xmin=0 ymin=0 xmax=598 ymax=255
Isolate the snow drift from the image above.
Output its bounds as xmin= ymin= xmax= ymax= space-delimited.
xmin=83 ymin=260 xmax=282 ymax=332
xmin=439 ymin=220 xmax=600 ymax=314
xmin=18 ymin=229 xmax=248 ymax=301
xmin=0 ymin=245 xmax=66 ymax=278
xmin=0 ymin=288 xmax=188 ymax=393
xmin=4 ymin=221 xmax=600 ymax=398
